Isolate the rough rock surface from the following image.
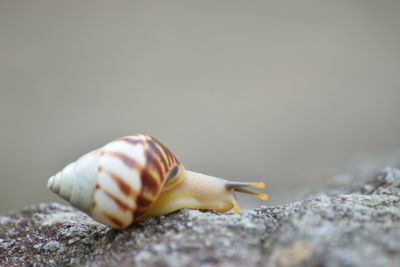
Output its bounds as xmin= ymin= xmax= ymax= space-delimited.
xmin=1 ymin=166 xmax=400 ymax=266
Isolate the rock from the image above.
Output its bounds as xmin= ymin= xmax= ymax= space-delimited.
xmin=1 ymin=166 xmax=400 ymax=266
xmin=321 ymin=165 xmax=400 ymax=195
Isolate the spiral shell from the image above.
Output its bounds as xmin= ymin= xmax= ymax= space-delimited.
xmin=47 ymin=134 xmax=185 ymax=229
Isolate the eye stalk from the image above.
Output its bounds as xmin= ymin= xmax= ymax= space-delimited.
xmin=225 ymin=181 xmax=268 ymax=200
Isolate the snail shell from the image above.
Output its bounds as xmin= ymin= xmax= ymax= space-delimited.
xmin=48 ymin=134 xmax=267 ymax=229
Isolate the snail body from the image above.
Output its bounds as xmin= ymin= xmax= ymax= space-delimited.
xmin=47 ymin=134 xmax=267 ymax=229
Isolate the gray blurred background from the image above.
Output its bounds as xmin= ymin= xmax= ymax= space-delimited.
xmin=1 ymin=1 xmax=400 ymax=213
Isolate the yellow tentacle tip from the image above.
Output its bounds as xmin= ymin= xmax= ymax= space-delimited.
xmin=252 ymin=182 xmax=266 ymax=188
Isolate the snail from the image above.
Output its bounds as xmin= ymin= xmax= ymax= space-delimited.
xmin=47 ymin=134 xmax=267 ymax=229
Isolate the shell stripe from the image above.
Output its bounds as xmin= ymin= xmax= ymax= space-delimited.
xmin=133 ymin=195 xmax=154 ymax=219
xmin=95 ymin=183 xmax=134 ymax=212
xmin=108 ymin=171 xmax=135 ymax=197
xmin=144 ymin=149 xmax=163 ymax=182
xmin=151 ymin=136 xmax=179 ymax=166
xmin=146 ymin=139 xmax=168 ymax=173
xmin=102 ymin=151 xmax=137 ymax=169
xmin=119 ymin=137 xmax=145 ymax=146
xmin=93 ymin=134 xmax=181 ymax=226
xmin=131 ymin=135 xmax=180 ymax=220
xmin=149 ymin=137 xmax=171 ymax=165
xmin=103 ymin=190 xmax=133 ymax=212
xmin=139 ymin=168 xmax=160 ymax=196
xmin=129 ymin=138 xmax=169 ymax=219
xmin=104 ymin=212 xmax=124 ymax=229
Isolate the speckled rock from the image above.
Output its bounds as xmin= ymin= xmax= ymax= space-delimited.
xmin=1 ymin=166 xmax=400 ymax=266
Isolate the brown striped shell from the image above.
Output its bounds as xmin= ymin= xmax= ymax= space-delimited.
xmin=47 ymin=134 xmax=185 ymax=229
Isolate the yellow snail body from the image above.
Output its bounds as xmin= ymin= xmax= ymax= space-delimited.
xmin=47 ymin=134 xmax=267 ymax=229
